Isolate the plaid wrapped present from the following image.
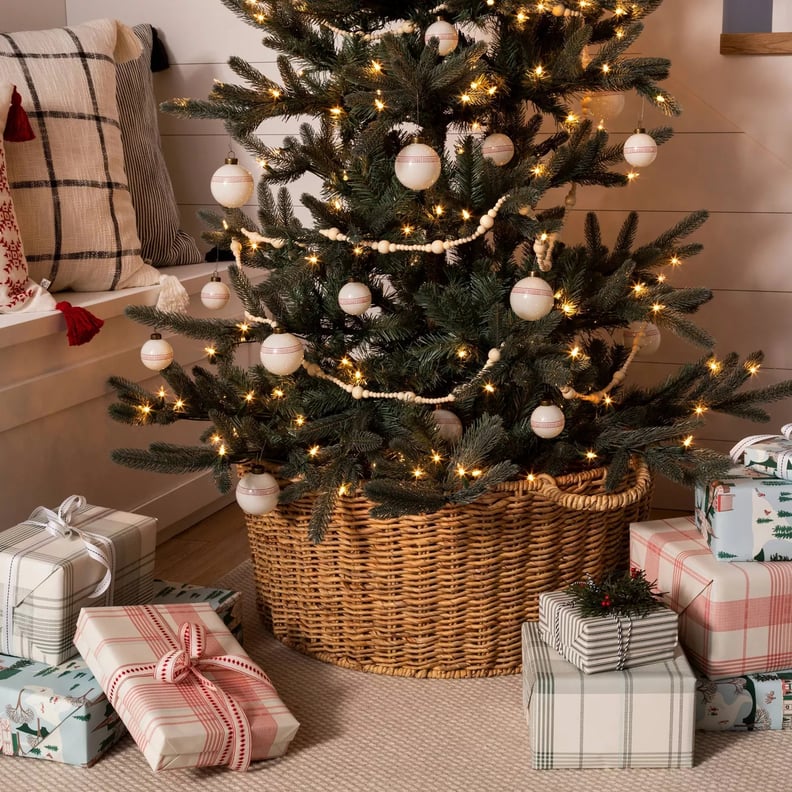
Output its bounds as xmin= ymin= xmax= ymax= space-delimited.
xmin=695 ymin=673 xmax=784 ymax=731
xmin=74 ymin=602 xmax=299 ymax=771
xmin=0 ymin=496 xmax=156 ymax=665
xmin=630 ymin=517 xmax=792 ymax=677
xmin=538 ymin=590 xmax=679 ymax=673
xmin=0 ymin=654 xmax=125 ymax=765
xmin=522 ymin=622 xmax=695 ymax=769
xmin=694 ymin=466 xmax=792 ymax=561
xmin=152 ymin=580 xmax=242 ymax=644
xmin=731 ymin=424 xmax=792 ymax=483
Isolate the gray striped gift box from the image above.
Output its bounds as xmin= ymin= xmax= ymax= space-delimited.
xmin=0 ymin=502 xmax=156 ymax=665
xmin=538 ymin=590 xmax=679 ymax=674
xmin=522 ymin=622 xmax=695 ymax=769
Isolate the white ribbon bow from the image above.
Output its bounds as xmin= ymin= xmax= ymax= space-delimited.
xmin=730 ymin=424 xmax=792 ymax=474
xmin=4 ymin=495 xmax=116 ymax=654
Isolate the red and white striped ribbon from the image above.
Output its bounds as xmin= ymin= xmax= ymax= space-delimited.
xmin=119 ymin=621 xmax=272 ymax=771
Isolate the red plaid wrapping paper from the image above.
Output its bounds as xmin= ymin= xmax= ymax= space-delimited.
xmin=73 ymin=602 xmax=299 ymax=771
xmin=630 ymin=516 xmax=792 ymax=678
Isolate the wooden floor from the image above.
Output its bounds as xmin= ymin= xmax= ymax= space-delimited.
xmin=153 ymin=504 xmax=250 ymax=585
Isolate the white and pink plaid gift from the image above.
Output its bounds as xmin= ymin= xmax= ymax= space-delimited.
xmin=74 ymin=602 xmax=299 ymax=771
xmin=630 ymin=516 xmax=792 ymax=678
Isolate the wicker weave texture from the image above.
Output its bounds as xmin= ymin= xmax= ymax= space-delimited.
xmin=246 ymin=464 xmax=653 ymax=678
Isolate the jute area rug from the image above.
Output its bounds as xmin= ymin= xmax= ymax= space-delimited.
xmin=0 ymin=560 xmax=788 ymax=792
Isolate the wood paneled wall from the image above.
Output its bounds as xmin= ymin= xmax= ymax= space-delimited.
xmin=9 ymin=0 xmax=792 ymax=513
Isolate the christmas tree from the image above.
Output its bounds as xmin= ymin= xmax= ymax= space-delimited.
xmin=109 ymin=0 xmax=792 ymax=542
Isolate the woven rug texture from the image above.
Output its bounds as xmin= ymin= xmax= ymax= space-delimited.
xmin=0 ymin=559 xmax=787 ymax=792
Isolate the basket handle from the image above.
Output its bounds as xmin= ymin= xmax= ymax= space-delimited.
xmin=531 ymin=458 xmax=652 ymax=512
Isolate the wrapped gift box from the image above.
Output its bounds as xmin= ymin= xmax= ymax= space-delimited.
xmin=538 ymin=590 xmax=678 ymax=673
xmin=522 ymin=622 xmax=695 ymax=769
xmin=0 ymin=654 xmax=124 ymax=766
xmin=630 ymin=516 xmax=792 ymax=677
xmin=0 ymin=497 xmax=156 ymax=665
xmin=695 ymin=673 xmax=784 ymax=731
xmin=732 ymin=426 xmax=792 ymax=483
xmin=74 ymin=602 xmax=299 ymax=771
xmin=152 ymin=580 xmax=242 ymax=644
xmin=694 ymin=466 xmax=792 ymax=561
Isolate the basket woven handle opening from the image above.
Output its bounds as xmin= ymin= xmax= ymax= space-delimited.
xmin=532 ymin=459 xmax=652 ymax=512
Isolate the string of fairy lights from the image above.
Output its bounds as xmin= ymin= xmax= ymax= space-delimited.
xmin=135 ymin=0 xmax=760 ymax=509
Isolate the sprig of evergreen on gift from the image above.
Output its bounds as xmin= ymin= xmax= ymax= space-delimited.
xmin=566 ymin=568 xmax=664 ymax=618
xmin=108 ymin=0 xmax=792 ymax=541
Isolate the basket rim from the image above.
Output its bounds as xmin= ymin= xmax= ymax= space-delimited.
xmin=239 ymin=457 xmax=651 ymax=515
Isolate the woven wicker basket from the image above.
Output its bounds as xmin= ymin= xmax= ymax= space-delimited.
xmin=245 ymin=461 xmax=653 ymax=678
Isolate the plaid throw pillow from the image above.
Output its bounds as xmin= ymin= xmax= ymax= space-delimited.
xmin=117 ymin=25 xmax=202 ymax=268
xmin=0 ymin=19 xmax=160 ymax=292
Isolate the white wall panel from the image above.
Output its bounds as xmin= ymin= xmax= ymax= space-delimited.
xmin=48 ymin=0 xmax=792 ymax=517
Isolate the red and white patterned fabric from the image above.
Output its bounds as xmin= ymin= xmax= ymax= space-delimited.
xmin=74 ymin=602 xmax=299 ymax=772
xmin=0 ymin=82 xmax=59 ymax=315
xmin=630 ymin=516 xmax=792 ymax=678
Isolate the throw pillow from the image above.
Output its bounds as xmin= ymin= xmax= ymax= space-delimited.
xmin=0 ymin=18 xmax=160 ymax=291
xmin=116 ymin=24 xmax=202 ymax=268
xmin=0 ymin=82 xmax=102 ymax=345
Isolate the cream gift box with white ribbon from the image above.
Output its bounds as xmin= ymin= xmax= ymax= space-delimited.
xmin=74 ymin=602 xmax=300 ymax=772
xmin=0 ymin=496 xmax=156 ymax=665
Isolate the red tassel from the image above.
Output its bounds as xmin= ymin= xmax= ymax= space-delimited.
xmin=55 ymin=301 xmax=104 ymax=346
xmin=3 ymin=87 xmax=35 ymax=142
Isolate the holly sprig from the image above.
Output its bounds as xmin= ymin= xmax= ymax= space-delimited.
xmin=565 ymin=569 xmax=665 ymax=618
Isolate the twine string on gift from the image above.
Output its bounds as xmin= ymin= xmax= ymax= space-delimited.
xmin=552 ymin=598 xmax=633 ymax=670
xmin=3 ymin=495 xmax=116 ymax=655
xmin=611 ymin=613 xmax=633 ymax=671
xmin=108 ymin=618 xmax=273 ymax=772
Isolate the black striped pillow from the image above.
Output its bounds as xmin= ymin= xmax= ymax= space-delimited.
xmin=0 ymin=19 xmax=159 ymax=292
xmin=116 ymin=25 xmax=202 ymax=268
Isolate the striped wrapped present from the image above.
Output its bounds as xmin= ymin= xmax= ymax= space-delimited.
xmin=538 ymin=590 xmax=679 ymax=673
xmin=0 ymin=496 xmax=156 ymax=665
xmin=522 ymin=622 xmax=695 ymax=769
xmin=630 ymin=516 xmax=792 ymax=677
xmin=74 ymin=602 xmax=299 ymax=772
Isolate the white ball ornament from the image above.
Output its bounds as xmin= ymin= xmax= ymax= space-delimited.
xmin=424 ymin=19 xmax=459 ymax=56
xmin=200 ymin=275 xmax=231 ymax=310
xmin=140 ymin=332 xmax=173 ymax=371
xmin=623 ymin=128 xmax=658 ymax=168
xmin=530 ymin=403 xmax=565 ymax=439
xmin=623 ymin=321 xmax=661 ymax=355
xmin=338 ymin=281 xmax=372 ymax=316
xmin=260 ymin=332 xmax=304 ymax=375
xmin=395 ymin=141 xmax=442 ymax=191
xmin=433 ymin=409 xmax=463 ymax=443
xmin=481 ymin=133 xmax=515 ymax=166
xmin=235 ymin=471 xmax=280 ymax=516
xmin=509 ymin=274 xmax=555 ymax=321
xmin=210 ymin=156 xmax=254 ymax=208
